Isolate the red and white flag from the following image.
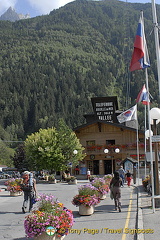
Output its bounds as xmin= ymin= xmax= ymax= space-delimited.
xmin=136 ymin=84 xmax=149 ymax=105
xmin=130 ymin=11 xmax=150 ymax=71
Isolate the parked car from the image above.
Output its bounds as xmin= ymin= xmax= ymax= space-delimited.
xmin=0 ymin=171 xmax=4 ymax=179
xmin=0 ymin=171 xmax=11 ymax=179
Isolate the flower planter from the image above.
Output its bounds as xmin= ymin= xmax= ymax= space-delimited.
xmin=100 ymin=194 xmax=106 ymax=200
xmin=49 ymin=179 xmax=57 ymax=184
xmin=25 ymin=194 xmax=73 ymax=239
xmin=68 ymin=179 xmax=77 ymax=185
xmin=10 ymin=191 xmax=22 ymax=196
xmin=34 ymin=232 xmax=65 ymax=240
xmin=79 ymin=205 xmax=94 ymax=215
xmin=45 ymin=176 xmax=49 ymax=181
xmin=54 ymin=235 xmax=65 ymax=240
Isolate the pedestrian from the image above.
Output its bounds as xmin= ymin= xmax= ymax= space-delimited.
xmin=87 ymin=169 xmax=91 ymax=180
xmin=21 ymin=171 xmax=37 ymax=213
xmin=110 ymin=171 xmax=122 ymax=212
xmin=75 ymin=166 xmax=80 ymax=175
xmin=118 ymin=165 xmax=125 ymax=187
xmin=126 ymin=170 xmax=132 ymax=187
xmin=62 ymin=171 xmax=67 ymax=181
xmin=66 ymin=170 xmax=70 ymax=178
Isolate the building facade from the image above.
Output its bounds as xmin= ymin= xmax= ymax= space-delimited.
xmin=73 ymin=97 xmax=145 ymax=176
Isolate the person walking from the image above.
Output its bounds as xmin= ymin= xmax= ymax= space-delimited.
xmin=87 ymin=169 xmax=91 ymax=180
xmin=110 ymin=171 xmax=122 ymax=212
xmin=118 ymin=165 xmax=125 ymax=187
xmin=21 ymin=171 xmax=37 ymax=213
xmin=62 ymin=171 xmax=67 ymax=181
xmin=126 ymin=170 xmax=132 ymax=187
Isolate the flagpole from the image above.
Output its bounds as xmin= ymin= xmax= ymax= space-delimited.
xmin=151 ymin=0 xmax=160 ymax=95
xmin=129 ymin=11 xmax=155 ymax=211
xmin=145 ymin=68 xmax=155 ymax=213
xmin=136 ymin=106 xmax=140 ymax=185
xmin=144 ymin=104 xmax=147 ymax=178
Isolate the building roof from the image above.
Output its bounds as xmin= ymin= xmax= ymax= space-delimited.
xmin=122 ymin=157 xmax=138 ymax=164
xmin=73 ymin=119 xmax=144 ymax=134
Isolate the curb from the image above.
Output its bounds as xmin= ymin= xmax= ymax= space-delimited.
xmin=0 ymin=188 xmax=6 ymax=192
xmin=137 ymin=187 xmax=144 ymax=240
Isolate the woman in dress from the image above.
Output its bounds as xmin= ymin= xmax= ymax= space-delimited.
xmin=110 ymin=171 xmax=122 ymax=212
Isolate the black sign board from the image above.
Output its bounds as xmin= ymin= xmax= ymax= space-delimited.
xmin=91 ymin=96 xmax=118 ymax=123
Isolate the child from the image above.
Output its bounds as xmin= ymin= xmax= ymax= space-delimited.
xmin=126 ymin=170 xmax=132 ymax=187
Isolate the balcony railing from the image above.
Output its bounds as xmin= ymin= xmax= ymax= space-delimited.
xmin=84 ymin=143 xmax=146 ymax=154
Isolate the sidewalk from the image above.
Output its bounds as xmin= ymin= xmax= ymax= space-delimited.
xmin=0 ymin=179 xmax=138 ymax=240
xmin=1 ymin=178 xmax=159 ymax=240
xmin=138 ymin=184 xmax=160 ymax=240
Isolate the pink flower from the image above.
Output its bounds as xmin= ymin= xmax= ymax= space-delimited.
xmin=24 ymin=194 xmax=74 ymax=238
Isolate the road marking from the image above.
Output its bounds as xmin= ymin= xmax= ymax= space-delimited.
xmin=121 ymin=189 xmax=133 ymax=240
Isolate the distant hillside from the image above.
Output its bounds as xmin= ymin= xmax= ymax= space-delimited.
xmin=0 ymin=7 xmax=30 ymax=22
xmin=0 ymin=0 xmax=159 ymax=141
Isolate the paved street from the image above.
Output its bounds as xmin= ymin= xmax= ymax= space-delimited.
xmin=0 ymin=179 xmax=151 ymax=240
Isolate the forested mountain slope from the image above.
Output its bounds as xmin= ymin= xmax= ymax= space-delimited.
xmin=0 ymin=0 xmax=159 ymax=141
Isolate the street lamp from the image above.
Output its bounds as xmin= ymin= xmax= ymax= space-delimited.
xmin=145 ymin=129 xmax=153 ymax=140
xmin=104 ymin=148 xmax=120 ymax=174
xmin=115 ymin=148 xmax=120 ymax=154
xmin=73 ymin=150 xmax=78 ymax=155
xmin=145 ymin=129 xmax=153 ymax=178
xmin=71 ymin=150 xmax=78 ymax=175
xmin=150 ymin=107 xmax=160 ymax=195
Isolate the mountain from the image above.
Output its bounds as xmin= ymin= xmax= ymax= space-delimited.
xmin=0 ymin=0 xmax=159 ymax=141
xmin=0 ymin=7 xmax=30 ymax=22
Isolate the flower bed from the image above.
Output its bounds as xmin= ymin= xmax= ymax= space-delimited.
xmin=24 ymin=193 xmax=74 ymax=239
xmin=48 ymin=174 xmax=55 ymax=181
xmin=89 ymin=175 xmax=97 ymax=182
xmin=4 ymin=178 xmax=23 ymax=193
xmin=72 ymin=184 xmax=100 ymax=207
xmin=103 ymin=174 xmax=112 ymax=185
xmin=142 ymin=175 xmax=151 ymax=191
xmin=91 ymin=177 xmax=110 ymax=195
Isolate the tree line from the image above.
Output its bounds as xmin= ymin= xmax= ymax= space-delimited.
xmin=0 ymin=0 xmax=159 ymax=165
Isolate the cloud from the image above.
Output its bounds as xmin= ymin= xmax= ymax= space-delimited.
xmin=27 ymin=0 xmax=74 ymax=15
xmin=0 ymin=0 xmax=17 ymax=15
xmin=0 ymin=0 xmax=74 ymax=17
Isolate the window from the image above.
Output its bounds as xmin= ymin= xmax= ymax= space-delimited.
xmin=139 ymin=138 xmax=144 ymax=143
xmin=86 ymin=140 xmax=96 ymax=152
xmin=106 ymin=140 xmax=115 ymax=145
xmin=86 ymin=140 xmax=95 ymax=146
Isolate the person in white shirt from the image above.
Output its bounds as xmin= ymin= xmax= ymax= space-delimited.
xmin=87 ymin=169 xmax=91 ymax=180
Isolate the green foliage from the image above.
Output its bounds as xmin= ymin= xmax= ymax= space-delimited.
xmin=25 ymin=122 xmax=85 ymax=171
xmin=25 ymin=128 xmax=63 ymax=171
xmin=57 ymin=119 xmax=85 ymax=167
xmin=0 ymin=141 xmax=14 ymax=167
xmin=12 ymin=144 xmax=28 ymax=172
xmin=0 ymin=125 xmax=15 ymax=166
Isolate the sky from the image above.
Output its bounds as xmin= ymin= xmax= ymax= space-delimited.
xmin=0 ymin=0 xmax=160 ymax=18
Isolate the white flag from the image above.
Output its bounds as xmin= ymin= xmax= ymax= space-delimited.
xmin=117 ymin=105 xmax=137 ymax=123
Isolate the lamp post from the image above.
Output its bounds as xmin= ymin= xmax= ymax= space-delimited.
xmin=150 ymin=108 xmax=160 ymax=195
xmin=71 ymin=150 xmax=78 ymax=175
xmin=104 ymin=148 xmax=120 ymax=174
xmin=145 ymin=129 xmax=153 ymax=178
xmin=73 ymin=150 xmax=78 ymax=155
